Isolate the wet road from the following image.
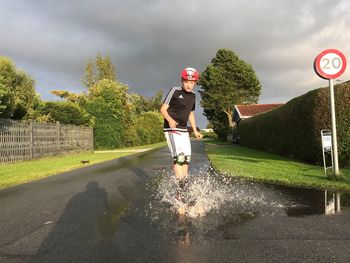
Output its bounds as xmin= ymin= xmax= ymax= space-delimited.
xmin=0 ymin=141 xmax=350 ymax=263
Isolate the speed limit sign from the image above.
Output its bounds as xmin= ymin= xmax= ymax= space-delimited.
xmin=313 ymin=48 xmax=347 ymax=178
xmin=314 ymin=49 xmax=347 ymax=79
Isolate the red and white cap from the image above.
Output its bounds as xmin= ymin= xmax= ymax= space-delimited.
xmin=181 ymin=67 xmax=199 ymax=81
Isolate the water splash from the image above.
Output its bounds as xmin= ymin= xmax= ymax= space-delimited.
xmin=143 ymin=166 xmax=305 ymax=244
xmin=146 ymin=166 xmax=286 ymax=221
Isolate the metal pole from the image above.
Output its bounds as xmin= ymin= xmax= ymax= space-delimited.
xmin=329 ymin=79 xmax=340 ymax=177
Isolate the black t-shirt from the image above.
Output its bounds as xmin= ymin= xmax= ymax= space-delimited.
xmin=163 ymin=87 xmax=196 ymax=131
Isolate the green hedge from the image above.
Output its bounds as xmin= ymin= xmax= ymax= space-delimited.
xmin=135 ymin=111 xmax=164 ymax=145
xmin=86 ymin=97 xmax=125 ymax=149
xmin=33 ymin=101 xmax=91 ymax=125
xmin=239 ymin=81 xmax=350 ymax=167
xmin=122 ymin=111 xmax=164 ymax=147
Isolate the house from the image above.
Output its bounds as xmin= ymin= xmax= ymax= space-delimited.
xmin=233 ymin=103 xmax=284 ymax=124
xmin=232 ymin=103 xmax=284 ymax=142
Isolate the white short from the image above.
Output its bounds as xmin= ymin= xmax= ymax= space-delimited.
xmin=164 ymin=131 xmax=191 ymax=157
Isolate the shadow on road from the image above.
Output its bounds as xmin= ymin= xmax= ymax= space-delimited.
xmin=29 ymin=181 xmax=116 ymax=262
xmin=29 ymin=153 xmax=155 ymax=262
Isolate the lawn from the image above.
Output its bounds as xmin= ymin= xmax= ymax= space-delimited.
xmin=0 ymin=141 xmax=166 ymax=190
xmin=205 ymin=141 xmax=350 ymax=191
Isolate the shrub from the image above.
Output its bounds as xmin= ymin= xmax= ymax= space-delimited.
xmin=239 ymin=81 xmax=350 ymax=167
xmin=134 ymin=111 xmax=164 ymax=145
xmin=86 ymin=96 xmax=124 ymax=150
xmin=32 ymin=101 xmax=91 ymax=125
xmin=85 ymin=79 xmax=131 ymax=150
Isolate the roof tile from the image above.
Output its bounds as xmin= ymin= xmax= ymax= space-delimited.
xmin=235 ymin=104 xmax=283 ymax=118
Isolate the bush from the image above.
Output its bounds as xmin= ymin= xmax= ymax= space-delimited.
xmin=77 ymin=78 xmax=165 ymax=149
xmin=120 ymin=111 xmax=164 ymax=147
xmin=32 ymin=101 xmax=91 ymax=125
xmin=134 ymin=111 xmax=164 ymax=145
xmin=86 ymin=97 xmax=124 ymax=150
xmin=85 ymin=79 xmax=131 ymax=150
xmin=239 ymin=81 xmax=350 ymax=167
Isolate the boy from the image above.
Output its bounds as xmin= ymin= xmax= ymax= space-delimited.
xmin=160 ymin=67 xmax=203 ymax=200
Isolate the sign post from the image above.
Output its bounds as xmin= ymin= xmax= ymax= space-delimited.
xmin=314 ymin=49 xmax=347 ymax=178
xmin=329 ymin=78 xmax=339 ymax=176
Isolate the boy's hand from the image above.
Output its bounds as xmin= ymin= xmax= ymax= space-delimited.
xmin=194 ymin=131 xmax=203 ymax=139
xmin=169 ymin=119 xmax=178 ymax=128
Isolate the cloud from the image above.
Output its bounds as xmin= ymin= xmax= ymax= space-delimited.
xmin=1 ymin=0 xmax=350 ymax=127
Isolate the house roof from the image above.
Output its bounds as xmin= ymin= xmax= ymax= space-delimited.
xmin=234 ymin=103 xmax=283 ymax=119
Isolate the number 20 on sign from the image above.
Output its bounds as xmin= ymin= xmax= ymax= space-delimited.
xmin=314 ymin=49 xmax=347 ymax=79
xmin=314 ymin=49 xmax=347 ymax=177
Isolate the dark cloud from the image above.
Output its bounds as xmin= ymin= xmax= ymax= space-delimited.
xmin=1 ymin=0 xmax=350 ymax=127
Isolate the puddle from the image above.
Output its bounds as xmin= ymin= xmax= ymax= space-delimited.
xmin=147 ymin=168 xmax=286 ymax=220
xmin=146 ymin=166 xmax=350 ymax=234
xmin=144 ymin=167 xmax=287 ymax=244
xmin=270 ymin=184 xmax=348 ymax=216
xmin=110 ymin=164 xmax=350 ymax=262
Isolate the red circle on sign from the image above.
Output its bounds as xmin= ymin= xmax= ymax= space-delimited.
xmin=314 ymin=49 xmax=347 ymax=79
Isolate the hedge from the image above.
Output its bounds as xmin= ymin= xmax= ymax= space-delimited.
xmin=123 ymin=111 xmax=164 ymax=147
xmin=86 ymin=97 xmax=125 ymax=149
xmin=239 ymin=80 xmax=350 ymax=167
xmin=33 ymin=101 xmax=91 ymax=126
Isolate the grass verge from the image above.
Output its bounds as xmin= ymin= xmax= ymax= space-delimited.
xmin=204 ymin=140 xmax=350 ymax=191
xmin=0 ymin=141 xmax=166 ymax=190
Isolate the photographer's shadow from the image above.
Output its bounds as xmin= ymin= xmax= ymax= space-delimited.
xmin=30 ymin=181 xmax=111 ymax=262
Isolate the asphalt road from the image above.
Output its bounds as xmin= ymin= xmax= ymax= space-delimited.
xmin=0 ymin=141 xmax=350 ymax=263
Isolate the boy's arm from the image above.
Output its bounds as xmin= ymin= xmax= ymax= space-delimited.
xmin=188 ymin=111 xmax=203 ymax=139
xmin=160 ymin=104 xmax=178 ymax=128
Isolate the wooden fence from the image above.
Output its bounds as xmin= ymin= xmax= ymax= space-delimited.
xmin=0 ymin=118 xmax=93 ymax=164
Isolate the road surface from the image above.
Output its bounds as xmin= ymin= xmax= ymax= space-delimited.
xmin=1 ymin=141 xmax=349 ymax=262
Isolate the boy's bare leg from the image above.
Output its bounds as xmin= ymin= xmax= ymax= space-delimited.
xmin=174 ymin=164 xmax=189 ymax=206
xmin=173 ymin=164 xmax=186 ymax=180
xmin=173 ymin=164 xmax=189 ymax=180
xmin=182 ymin=164 xmax=188 ymax=178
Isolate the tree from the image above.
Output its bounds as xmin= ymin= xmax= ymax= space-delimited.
xmin=12 ymin=71 xmax=38 ymax=119
xmin=198 ymin=48 xmax=261 ymax=138
xmin=51 ymin=55 xmax=132 ymax=148
xmin=85 ymin=79 xmax=131 ymax=149
xmin=51 ymin=54 xmax=165 ymax=148
xmin=50 ymin=90 xmax=87 ymax=108
xmin=51 ymin=55 xmax=117 ymax=107
xmin=129 ymin=90 xmax=163 ymax=114
xmin=0 ymin=57 xmax=38 ymax=119
xmin=82 ymin=54 xmax=116 ymax=91
xmin=0 ymin=76 xmax=15 ymax=118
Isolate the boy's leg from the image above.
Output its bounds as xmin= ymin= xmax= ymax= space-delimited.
xmin=174 ymin=164 xmax=189 ymax=203
xmin=164 ymin=130 xmax=191 ymax=180
xmin=165 ymin=131 xmax=190 ymax=204
xmin=181 ymin=132 xmax=191 ymax=178
xmin=174 ymin=157 xmax=189 ymax=180
xmin=164 ymin=131 xmax=178 ymax=176
xmin=173 ymin=164 xmax=188 ymax=180
xmin=173 ymin=164 xmax=186 ymax=180
xmin=182 ymin=164 xmax=188 ymax=177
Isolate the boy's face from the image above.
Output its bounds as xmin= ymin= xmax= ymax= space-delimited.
xmin=182 ymin=79 xmax=196 ymax=92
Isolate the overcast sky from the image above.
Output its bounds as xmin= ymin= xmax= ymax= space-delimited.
xmin=1 ymin=0 xmax=350 ymax=128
